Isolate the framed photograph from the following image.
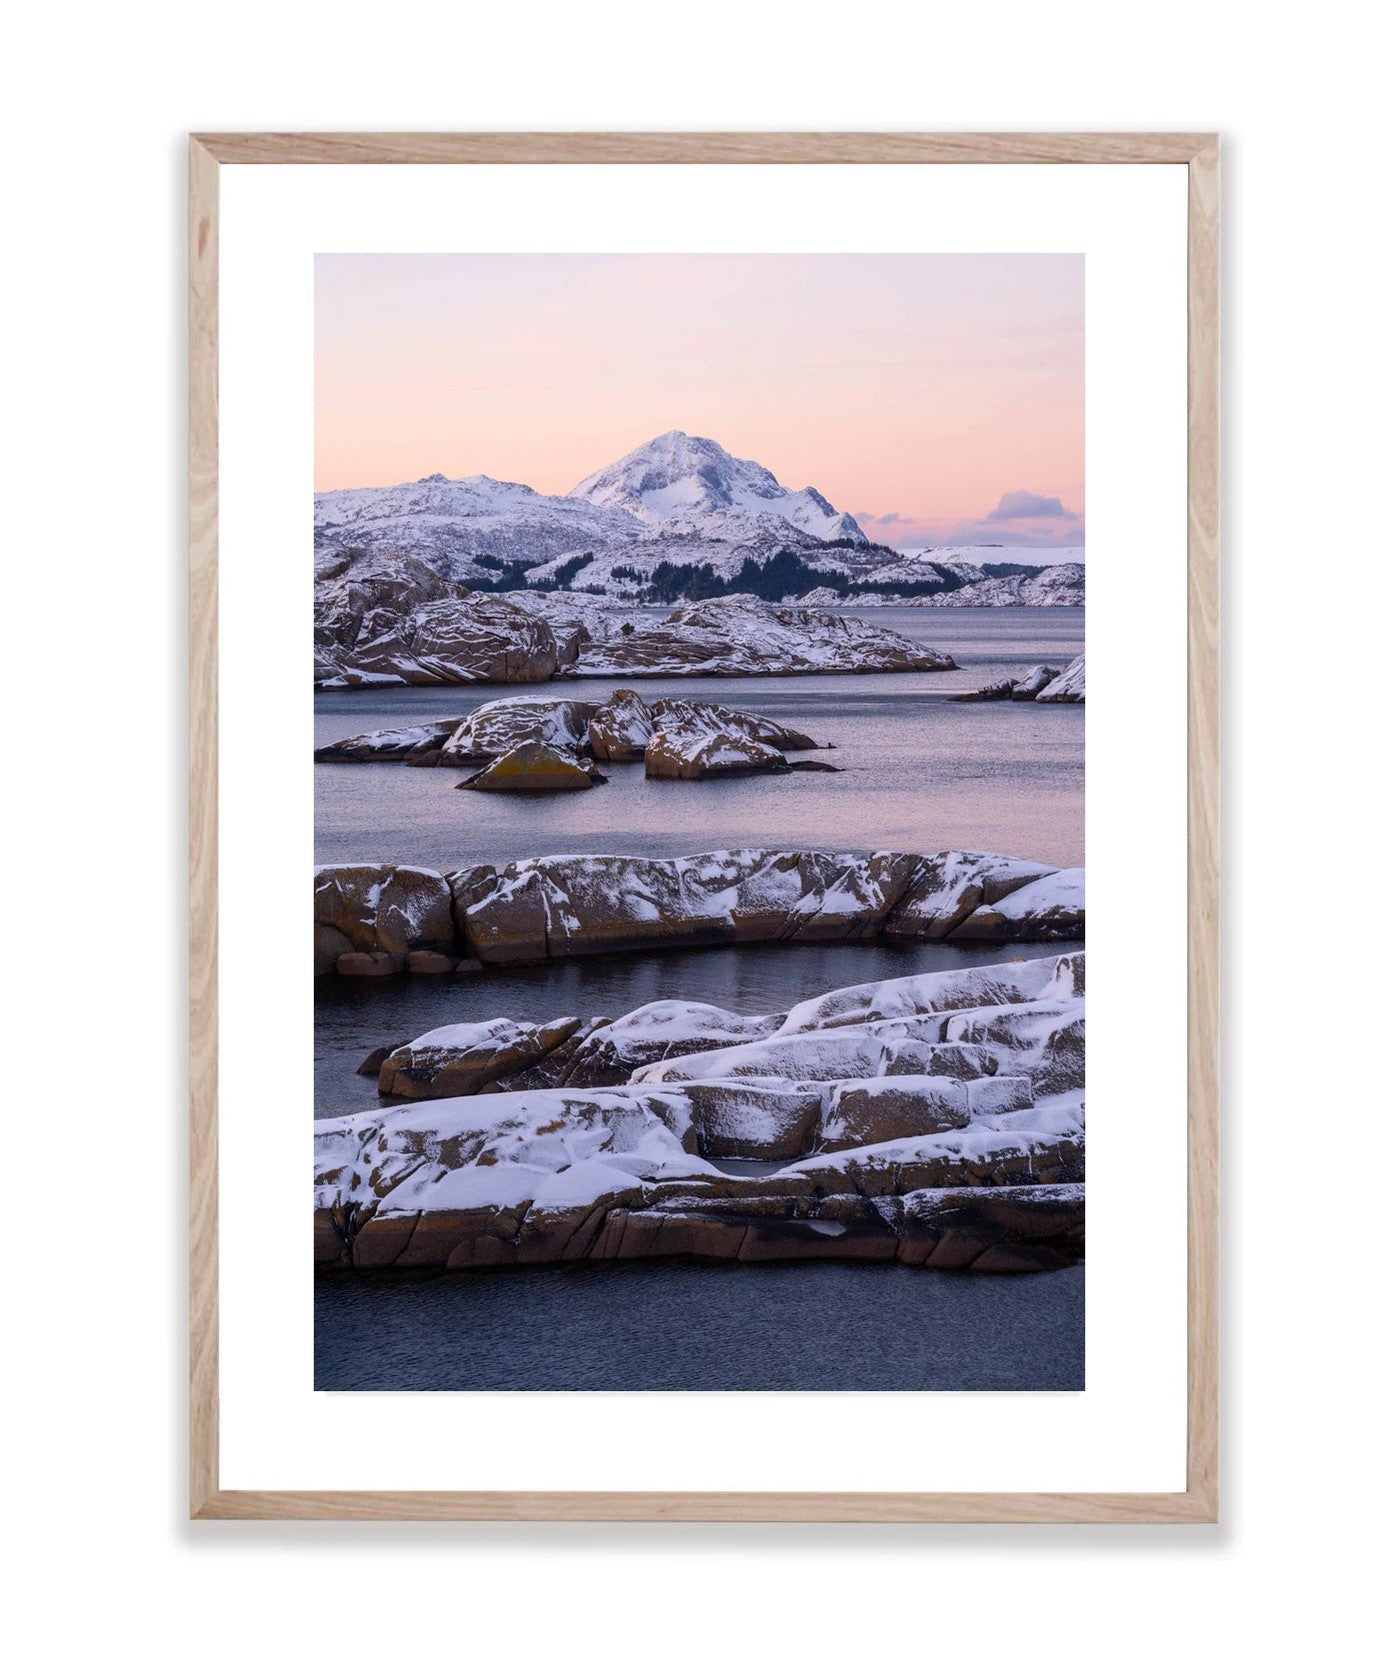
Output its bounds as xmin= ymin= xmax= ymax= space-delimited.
xmin=190 ymin=131 xmax=1218 ymax=1521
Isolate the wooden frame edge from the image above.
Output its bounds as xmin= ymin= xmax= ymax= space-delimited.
xmin=193 ymin=1487 xmax=1217 ymax=1522
xmin=189 ymin=135 xmax=220 ymax=1519
xmin=191 ymin=130 xmax=1212 ymax=166
xmin=1184 ymin=135 xmax=1221 ymax=1524
xmin=188 ymin=131 xmax=1220 ymax=1524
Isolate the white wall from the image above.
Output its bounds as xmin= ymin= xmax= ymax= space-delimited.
xmin=7 ymin=3 xmax=1389 ymax=1673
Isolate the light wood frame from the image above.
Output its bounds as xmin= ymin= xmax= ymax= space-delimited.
xmin=189 ymin=131 xmax=1219 ymax=1522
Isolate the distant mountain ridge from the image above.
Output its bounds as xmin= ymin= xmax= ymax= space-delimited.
xmin=313 ymin=432 xmax=1083 ymax=606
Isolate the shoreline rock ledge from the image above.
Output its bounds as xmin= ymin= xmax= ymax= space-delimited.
xmin=314 ymin=556 xmax=958 ymax=687
xmin=316 ymin=951 xmax=1086 ymax=1273
xmin=314 ymin=847 xmax=1086 ymax=975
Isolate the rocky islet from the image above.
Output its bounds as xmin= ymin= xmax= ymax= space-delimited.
xmin=318 ymin=689 xmax=836 ymax=788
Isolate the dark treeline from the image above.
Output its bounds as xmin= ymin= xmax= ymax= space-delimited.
xmin=331 ymin=541 xmax=1047 ymax=605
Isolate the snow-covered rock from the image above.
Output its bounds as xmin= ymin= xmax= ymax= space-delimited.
xmin=567 ymin=595 xmax=956 ymax=677
xmin=571 ymin=430 xmax=868 ymax=545
xmin=586 ymin=689 xmax=655 ymax=761
xmin=314 ymin=562 xmax=957 ymax=687
xmin=375 ymin=1015 xmax=596 ymax=1100
xmin=315 ymin=557 xmax=561 ymax=687
xmin=923 ymin=560 xmax=1086 ymax=608
xmin=882 ymin=851 xmax=1063 ymax=940
xmin=437 ymin=697 xmax=600 ymax=766
xmin=648 ymin=696 xmax=819 ymax=751
xmin=774 ymin=952 xmax=1082 ymax=1036
xmin=450 ymin=848 xmax=928 ymax=964
xmin=944 ymin=998 xmax=1086 ymax=1098
xmin=563 ymin=998 xmax=784 ymax=1088
xmin=1012 ymin=663 xmax=1062 ymax=698
xmin=790 ymin=552 xmax=1084 ymax=610
xmin=313 ymin=719 xmax=463 ymax=763
xmin=314 ymin=955 xmax=1086 ymax=1271
xmin=644 ymin=728 xmax=788 ymax=780
xmin=313 ymin=864 xmax=455 ymax=974
xmin=495 ymin=590 xmax=625 ymax=653
xmin=316 ymin=690 xmax=820 ymax=774
xmin=1037 ymin=653 xmax=1086 ymax=702
xmin=816 ymin=1075 xmax=978 ymax=1151
xmin=946 ymin=658 xmax=1085 ymax=706
xmin=680 ymin=1079 xmax=827 ymax=1160
xmin=954 ymin=868 xmax=1087 ymax=941
xmin=313 ymin=850 xmax=1085 ymax=973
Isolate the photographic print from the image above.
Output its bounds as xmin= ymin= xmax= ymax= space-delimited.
xmin=311 ymin=251 xmax=1088 ymax=1392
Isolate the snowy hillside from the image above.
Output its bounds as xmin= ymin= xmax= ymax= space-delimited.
xmin=900 ymin=544 xmax=1085 ymax=574
xmin=313 ymin=472 xmax=645 ymax=574
xmin=922 ymin=561 xmax=1086 ymax=607
xmin=522 ymin=533 xmax=851 ymax=594
xmin=571 ymin=430 xmax=868 ymax=544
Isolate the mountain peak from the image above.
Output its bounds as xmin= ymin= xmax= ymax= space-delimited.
xmin=571 ymin=432 xmax=868 ymax=545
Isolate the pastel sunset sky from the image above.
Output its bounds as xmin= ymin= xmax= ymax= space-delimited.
xmin=315 ymin=254 xmax=1084 ymax=548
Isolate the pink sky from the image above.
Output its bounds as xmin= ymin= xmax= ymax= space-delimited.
xmin=315 ymin=254 xmax=1083 ymax=547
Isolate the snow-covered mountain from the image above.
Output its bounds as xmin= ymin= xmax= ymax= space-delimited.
xmin=570 ymin=430 xmax=869 ymax=545
xmin=312 ymin=442 xmax=1083 ymax=606
xmin=313 ymin=473 xmax=645 ymax=576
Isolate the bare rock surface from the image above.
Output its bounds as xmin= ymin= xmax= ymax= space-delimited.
xmin=567 ymin=594 xmax=957 ymax=678
xmin=458 ymin=742 xmax=602 ymax=793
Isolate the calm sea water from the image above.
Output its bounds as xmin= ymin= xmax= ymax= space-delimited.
xmin=316 ymin=1259 xmax=1084 ymax=1391
xmin=313 ymin=607 xmax=1085 ymax=1391
xmin=315 ymin=607 xmax=1085 ymax=870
